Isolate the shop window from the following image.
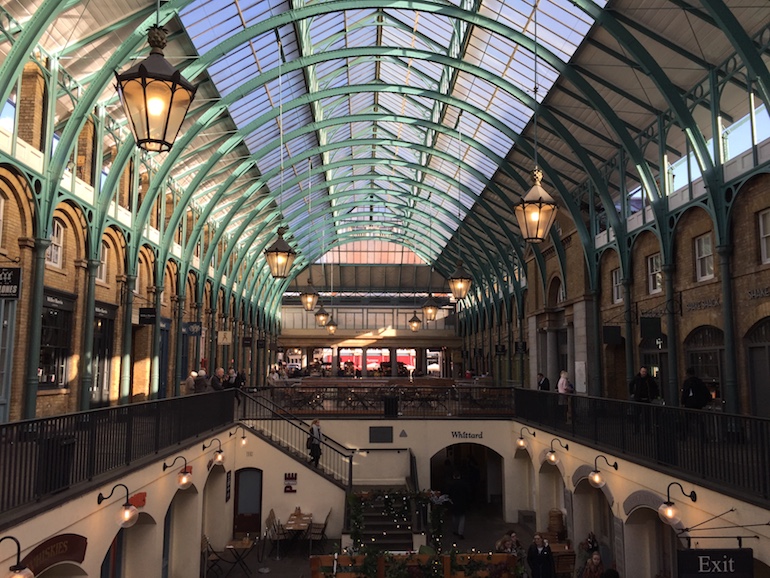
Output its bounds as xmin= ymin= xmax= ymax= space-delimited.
xmin=39 ymin=306 xmax=72 ymax=389
xmin=96 ymin=241 xmax=108 ymax=283
xmin=611 ymin=268 xmax=623 ymax=303
xmin=684 ymin=325 xmax=724 ymax=401
xmin=45 ymin=219 xmax=64 ymax=267
xmin=695 ymin=233 xmax=714 ymax=281
xmin=760 ymin=209 xmax=770 ymax=264
xmin=647 ymin=253 xmax=662 ymax=294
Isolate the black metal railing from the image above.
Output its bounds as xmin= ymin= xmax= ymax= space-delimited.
xmin=514 ymin=388 xmax=770 ymax=508
xmin=260 ymin=385 xmax=515 ymax=418
xmin=0 ymin=391 xmax=235 ymax=519
xmin=239 ymin=392 xmax=354 ymax=488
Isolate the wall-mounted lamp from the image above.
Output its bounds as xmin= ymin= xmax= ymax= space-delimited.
xmin=0 ymin=536 xmax=33 ymax=578
xmin=203 ymin=438 xmax=225 ymax=464
xmin=162 ymin=455 xmax=193 ymax=490
xmin=516 ymin=426 xmax=536 ymax=449
xmin=230 ymin=425 xmax=248 ymax=446
xmin=97 ymin=483 xmax=139 ymax=528
xmin=546 ymin=438 xmax=569 ymax=465
xmin=658 ymin=482 xmax=697 ymax=525
xmin=588 ymin=455 xmax=618 ymax=489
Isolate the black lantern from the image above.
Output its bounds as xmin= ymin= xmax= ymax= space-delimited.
xmin=325 ymin=314 xmax=338 ymax=335
xmin=115 ymin=25 xmax=197 ymax=153
xmin=315 ymin=304 xmax=330 ymax=327
xmin=514 ymin=167 xmax=558 ymax=243
xmin=448 ymin=261 xmax=472 ymax=300
xmin=408 ymin=311 xmax=422 ymax=332
xmin=421 ymin=293 xmax=439 ymax=321
xmin=264 ymin=226 xmax=296 ymax=279
xmin=299 ymin=278 xmax=319 ymax=311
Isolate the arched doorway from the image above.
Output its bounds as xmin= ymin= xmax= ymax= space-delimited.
xmin=572 ymin=479 xmax=615 ymax=569
xmin=624 ymin=507 xmax=677 ymax=577
xmin=746 ymin=318 xmax=770 ymax=417
xmin=536 ymin=460 xmax=565 ymax=533
xmin=429 ymin=443 xmax=503 ymax=512
xmin=234 ymin=467 xmax=263 ymax=535
xmin=684 ymin=326 xmax=724 ymax=404
xmin=36 ymin=563 xmax=87 ymax=576
xmin=202 ymin=465 xmax=230 ymax=550
xmin=162 ymin=485 xmax=199 ymax=577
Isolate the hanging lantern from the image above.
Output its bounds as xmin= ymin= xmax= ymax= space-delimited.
xmin=421 ymin=293 xmax=439 ymax=321
xmin=315 ymin=304 xmax=330 ymax=326
xmin=448 ymin=261 xmax=472 ymax=300
xmin=408 ymin=311 xmax=422 ymax=332
xmin=264 ymin=226 xmax=296 ymax=279
xmin=299 ymin=278 xmax=319 ymax=311
xmin=514 ymin=167 xmax=558 ymax=243
xmin=115 ymin=25 xmax=197 ymax=152
xmin=325 ymin=315 xmax=338 ymax=335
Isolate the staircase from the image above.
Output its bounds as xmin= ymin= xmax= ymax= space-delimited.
xmin=358 ymin=487 xmax=416 ymax=552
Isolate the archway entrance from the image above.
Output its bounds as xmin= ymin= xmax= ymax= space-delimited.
xmin=624 ymin=507 xmax=677 ymax=577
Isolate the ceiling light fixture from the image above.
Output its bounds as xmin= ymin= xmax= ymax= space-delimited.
xmin=326 ymin=264 xmax=337 ymax=335
xmin=513 ymin=3 xmax=558 ymax=243
xmin=264 ymin=40 xmax=296 ymax=278
xmin=114 ymin=0 xmax=196 ymax=152
xmin=448 ymin=131 xmax=472 ymax=300
xmin=299 ymin=277 xmax=319 ymax=312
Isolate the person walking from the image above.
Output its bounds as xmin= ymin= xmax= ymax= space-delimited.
xmin=309 ymin=419 xmax=323 ymax=467
xmin=446 ymin=470 xmax=472 ymax=539
xmin=681 ymin=367 xmax=710 ymax=409
xmin=526 ymin=533 xmax=555 ymax=578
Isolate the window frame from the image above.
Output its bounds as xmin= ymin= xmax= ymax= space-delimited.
xmin=96 ymin=240 xmax=108 ymax=283
xmin=760 ymin=209 xmax=770 ymax=265
xmin=695 ymin=233 xmax=714 ymax=281
xmin=45 ymin=219 xmax=64 ymax=268
xmin=611 ymin=268 xmax=623 ymax=304
xmin=647 ymin=253 xmax=662 ymax=294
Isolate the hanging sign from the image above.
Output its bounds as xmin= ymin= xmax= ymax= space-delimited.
xmin=495 ymin=344 xmax=506 ymax=356
xmin=677 ymin=549 xmax=753 ymax=578
xmin=0 ymin=267 xmax=21 ymax=299
xmin=185 ymin=321 xmax=202 ymax=335
xmin=138 ymin=307 xmax=156 ymax=324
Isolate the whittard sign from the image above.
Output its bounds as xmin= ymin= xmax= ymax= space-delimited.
xmin=678 ymin=549 xmax=753 ymax=578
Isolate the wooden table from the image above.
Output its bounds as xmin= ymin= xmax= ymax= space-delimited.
xmin=285 ymin=511 xmax=312 ymax=532
xmin=224 ymin=537 xmax=255 ymax=576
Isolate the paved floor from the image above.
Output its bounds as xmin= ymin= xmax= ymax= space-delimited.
xmin=207 ymin=504 xmax=532 ymax=578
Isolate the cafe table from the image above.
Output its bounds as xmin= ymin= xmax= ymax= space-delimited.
xmin=285 ymin=511 xmax=313 ymax=552
xmin=224 ymin=536 xmax=255 ymax=576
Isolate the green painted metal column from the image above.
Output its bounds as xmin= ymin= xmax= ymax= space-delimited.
xmin=623 ymin=278 xmax=635 ymax=389
xmin=150 ymin=284 xmax=163 ymax=398
xmin=79 ymin=258 xmax=100 ymax=411
xmin=119 ymin=275 xmax=135 ymax=404
xmin=174 ymin=295 xmax=185 ymax=396
xmin=23 ymin=238 xmax=51 ymax=419
xmin=663 ymin=264 xmax=680 ymax=406
xmin=718 ymin=245 xmax=739 ymax=413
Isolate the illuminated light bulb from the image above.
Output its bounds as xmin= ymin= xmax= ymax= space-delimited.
xmin=215 ymin=451 xmax=224 ymax=464
xmin=240 ymin=436 xmax=247 ymax=446
xmin=516 ymin=437 xmax=527 ymax=449
xmin=178 ymin=471 xmax=192 ymax=490
xmin=119 ymin=504 xmax=139 ymax=528
xmin=589 ymin=470 xmax=605 ymax=489
xmin=147 ymin=97 xmax=165 ymax=116
xmin=547 ymin=451 xmax=559 ymax=465
xmin=658 ymin=501 xmax=680 ymax=525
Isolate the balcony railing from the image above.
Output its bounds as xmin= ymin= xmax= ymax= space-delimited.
xmin=514 ymin=388 xmax=770 ymax=509
xmin=0 ymin=391 xmax=235 ymax=525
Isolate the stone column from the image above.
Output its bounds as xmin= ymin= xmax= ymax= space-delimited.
xmin=23 ymin=238 xmax=51 ymax=418
xmin=390 ymin=347 xmax=398 ymax=377
xmin=546 ymin=328 xmax=559 ymax=385
xmin=361 ymin=347 xmax=368 ymax=377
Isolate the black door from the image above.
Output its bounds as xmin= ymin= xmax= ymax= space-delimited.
xmin=234 ymin=468 xmax=263 ymax=535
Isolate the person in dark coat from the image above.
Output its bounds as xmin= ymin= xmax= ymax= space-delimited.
xmin=537 ymin=372 xmax=550 ymax=391
xmin=309 ymin=419 xmax=322 ymax=467
xmin=629 ymin=366 xmax=659 ymax=402
xmin=446 ymin=470 xmax=472 ymax=539
xmin=193 ymin=369 xmax=209 ymax=393
xmin=210 ymin=367 xmax=225 ymax=391
xmin=527 ymin=533 xmax=555 ymax=578
xmin=681 ymin=367 xmax=710 ymax=409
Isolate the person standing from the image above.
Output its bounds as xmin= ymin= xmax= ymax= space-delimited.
xmin=582 ymin=551 xmax=605 ymax=578
xmin=629 ymin=366 xmax=659 ymax=433
xmin=185 ymin=370 xmax=197 ymax=394
xmin=210 ymin=367 xmax=225 ymax=391
xmin=193 ymin=369 xmax=209 ymax=393
xmin=556 ymin=370 xmax=573 ymax=423
xmin=537 ymin=372 xmax=550 ymax=391
xmin=526 ymin=533 xmax=555 ymax=578
xmin=309 ymin=419 xmax=322 ymax=467
xmin=681 ymin=367 xmax=710 ymax=409
xmin=446 ymin=470 xmax=472 ymax=539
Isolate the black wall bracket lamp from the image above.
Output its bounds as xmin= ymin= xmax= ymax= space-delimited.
xmin=516 ymin=426 xmax=536 ymax=449
xmin=162 ymin=455 xmax=192 ymax=490
xmin=546 ymin=438 xmax=569 ymax=465
xmin=658 ymin=482 xmax=697 ymax=525
xmin=202 ymin=438 xmax=225 ymax=465
xmin=97 ymin=483 xmax=139 ymax=528
xmin=0 ymin=536 xmax=33 ymax=578
xmin=230 ymin=425 xmax=248 ymax=446
xmin=588 ymin=455 xmax=618 ymax=488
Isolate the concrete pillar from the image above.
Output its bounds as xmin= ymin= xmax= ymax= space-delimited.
xmin=390 ymin=347 xmax=398 ymax=377
xmin=361 ymin=347 xmax=368 ymax=377
xmin=19 ymin=62 xmax=46 ymax=150
xmin=547 ymin=328 xmax=559 ymax=385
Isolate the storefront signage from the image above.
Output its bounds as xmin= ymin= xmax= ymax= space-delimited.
xmin=747 ymin=287 xmax=770 ymax=300
xmin=257 ymin=338 xmax=266 ymax=349
xmin=495 ymin=344 xmax=506 ymax=356
xmin=284 ymin=472 xmax=297 ymax=493
xmin=451 ymin=431 xmax=483 ymax=439
xmin=184 ymin=321 xmax=202 ymax=335
xmin=515 ymin=341 xmax=527 ymax=354
xmin=94 ymin=301 xmax=117 ymax=319
xmin=677 ymin=548 xmax=752 ymax=578
xmin=685 ymin=298 xmax=721 ymax=311
xmin=21 ymin=533 xmax=87 ymax=575
xmin=138 ymin=307 xmax=156 ymax=324
xmin=0 ymin=267 xmax=21 ymax=299
xmin=44 ymin=291 xmax=75 ymax=311
xmin=242 ymin=337 xmax=253 ymax=347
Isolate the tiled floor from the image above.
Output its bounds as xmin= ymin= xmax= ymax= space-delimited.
xmin=211 ymin=505 xmax=531 ymax=578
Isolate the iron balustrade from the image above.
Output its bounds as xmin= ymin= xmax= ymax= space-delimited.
xmin=513 ymin=388 xmax=770 ymax=509
xmin=0 ymin=391 xmax=235 ymax=521
xmin=239 ymin=392 xmax=354 ymax=489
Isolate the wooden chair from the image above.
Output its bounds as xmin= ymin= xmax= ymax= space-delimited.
xmin=265 ymin=509 xmax=290 ymax=558
xmin=201 ymin=535 xmax=232 ymax=577
xmin=307 ymin=508 xmax=331 ymax=553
